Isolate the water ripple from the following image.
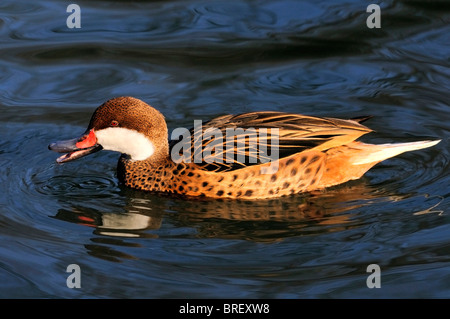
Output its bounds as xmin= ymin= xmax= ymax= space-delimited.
xmin=35 ymin=174 xmax=116 ymax=197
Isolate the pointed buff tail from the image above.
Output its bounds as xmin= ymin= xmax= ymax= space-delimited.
xmin=350 ymin=140 xmax=441 ymax=165
xmin=318 ymin=139 xmax=441 ymax=189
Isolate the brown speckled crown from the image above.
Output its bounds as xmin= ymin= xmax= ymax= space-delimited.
xmin=69 ymin=97 xmax=440 ymax=200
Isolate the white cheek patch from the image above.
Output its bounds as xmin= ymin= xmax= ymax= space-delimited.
xmin=95 ymin=127 xmax=155 ymax=161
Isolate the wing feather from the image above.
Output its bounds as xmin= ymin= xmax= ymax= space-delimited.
xmin=169 ymin=111 xmax=372 ymax=172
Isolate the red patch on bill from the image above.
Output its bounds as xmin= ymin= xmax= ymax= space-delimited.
xmin=76 ymin=129 xmax=97 ymax=149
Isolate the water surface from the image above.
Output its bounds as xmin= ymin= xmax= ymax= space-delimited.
xmin=0 ymin=0 xmax=449 ymax=298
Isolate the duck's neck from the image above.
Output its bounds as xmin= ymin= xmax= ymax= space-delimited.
xmin=117 ymin=145 xmax=174 ymax=191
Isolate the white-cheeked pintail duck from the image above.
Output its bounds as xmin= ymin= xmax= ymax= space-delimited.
xmin=49 ymin=97 xmax=440 ymax=199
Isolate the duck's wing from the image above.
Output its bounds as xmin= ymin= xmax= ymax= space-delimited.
xmin=169 ymin=112 xmax=373 ymax=172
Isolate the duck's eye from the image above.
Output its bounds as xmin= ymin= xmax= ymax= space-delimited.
xmin=110 ymin=120 xmax=119 ymax=127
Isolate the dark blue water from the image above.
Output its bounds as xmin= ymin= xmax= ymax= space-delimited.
xmin=0 ymin=0 xmax=449 ymax=298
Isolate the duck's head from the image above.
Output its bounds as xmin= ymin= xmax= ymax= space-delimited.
xmin=49 ymin=97 xmax=168 ymax=163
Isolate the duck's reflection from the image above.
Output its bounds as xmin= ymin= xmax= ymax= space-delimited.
xmin=55 ymin=198 xmax=163 ymax=238
xmin=53 ymin=179 xmax=401 ymax=261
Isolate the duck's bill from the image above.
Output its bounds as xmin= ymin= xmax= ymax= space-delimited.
xmin=48 ymin=129 xmax=103 ymax=164
xmin=52 ymin=144 xmax=103 ymax=163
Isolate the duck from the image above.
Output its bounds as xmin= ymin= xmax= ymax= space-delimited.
xmin=49 ymin=96 xmax=440 ymax=199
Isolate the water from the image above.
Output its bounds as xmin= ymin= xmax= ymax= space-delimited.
xmin=0 ymin=0 xmax=449 ymax=299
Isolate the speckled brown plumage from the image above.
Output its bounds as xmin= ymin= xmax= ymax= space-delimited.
xmin=49 ymin=97 xmax=441 ymax=200
xmin=117 ymin=150 xmax=326 ymax=199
